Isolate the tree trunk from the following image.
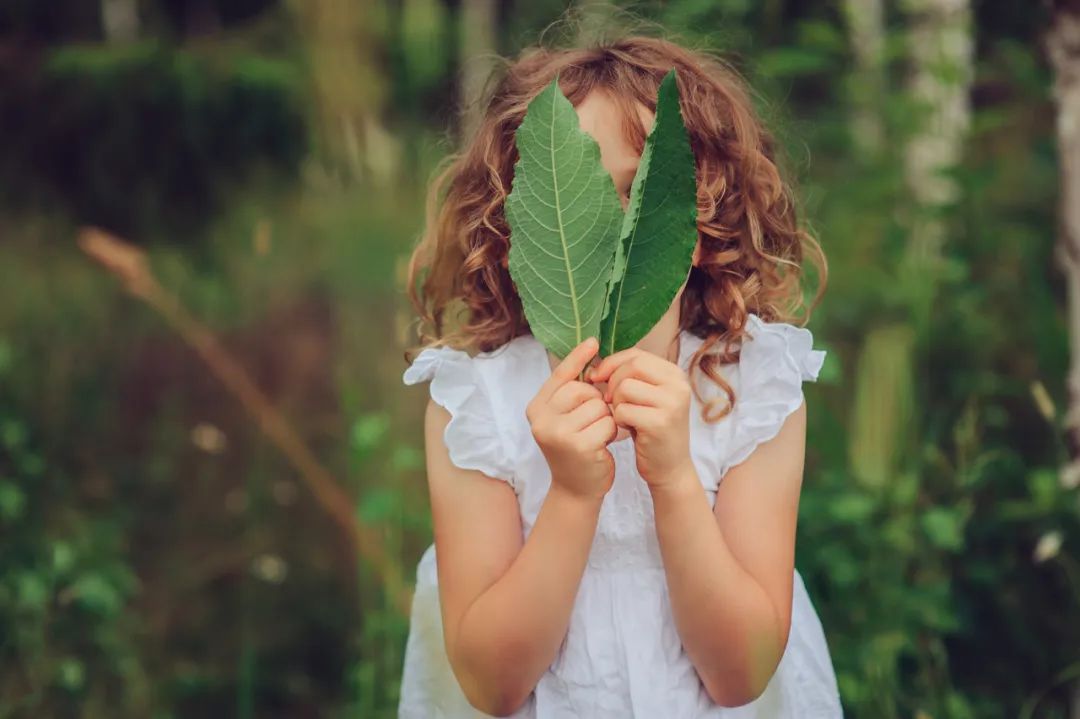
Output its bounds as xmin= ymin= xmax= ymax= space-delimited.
xmin=101 ymin=0 xmax=139 ymax=43
xmin=459 ymin=0 xmax=497 ymax=142
xmin=289 ymin=0 xmax=398 ymax=183
xmin=848 ymin=0 xmax=973 ymax=493
xmin=843 ymin=0 xmax=885 ymax=154
xmin=1049 ymin=2 xmax=1080 ymax=556
xmin=900 ymin=0 xmax=974 ymax=323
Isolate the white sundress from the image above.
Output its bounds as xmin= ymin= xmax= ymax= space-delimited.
xmin=398 ymin=313 xmax=843 ymax=719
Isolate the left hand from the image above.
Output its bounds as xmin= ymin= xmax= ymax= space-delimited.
xmin=587 ymin=348 xmax=693 ymax=488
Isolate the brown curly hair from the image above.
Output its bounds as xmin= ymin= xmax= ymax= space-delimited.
xmin=405 ymin=32 xmax=826 ymax=422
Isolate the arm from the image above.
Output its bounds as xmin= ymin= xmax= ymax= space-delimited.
xmin=589 ymin=348 xmax=805 ymax=706
xmin=424 ymin=338 xmax=616 ymax=716
xmin=650 ymin=403 xmax=805 ymax=706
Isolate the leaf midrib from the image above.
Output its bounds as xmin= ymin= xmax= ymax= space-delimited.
xmin=550 ymin=91 xmax=582 ymax=346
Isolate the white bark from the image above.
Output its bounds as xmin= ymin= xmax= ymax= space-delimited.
xmin=903 ymin=0 xmax=974 ymax=208
xmin=101 ymin=0 xmax=139 ymax=43
xmin=843 ymin=0 xmax=886 ymax=154
xmin=1049 ymin=4 xmax=1080 ymax=495
xmin=901 ymin=0 xmax=974 ymax=318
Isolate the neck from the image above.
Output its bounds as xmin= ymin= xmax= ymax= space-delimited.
xmin=543 ymin=293 xmax=684 ymax=370
xmin=634 ymin=293 xmax=682 ymax=363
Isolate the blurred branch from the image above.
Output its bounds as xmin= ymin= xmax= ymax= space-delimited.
xmin=77 ymin=227 xmax=412 ymax=617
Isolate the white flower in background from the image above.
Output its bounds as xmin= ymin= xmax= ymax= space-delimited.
xmin=191 ymin=422 xmax=227 ymax=454
xmin=252 ymin=554 xmax=288 ymax=584
xmin=1061 ymin=463 xmax=1080 ymax=491
xmin=1033 ymin=531 xmax=1063 ymax=563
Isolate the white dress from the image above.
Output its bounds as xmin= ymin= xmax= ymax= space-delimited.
xmin=398 ymin=313 xmax=843 ymax=718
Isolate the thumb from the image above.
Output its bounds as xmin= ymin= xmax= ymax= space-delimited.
xmin=551 ymin=337 xmax=599 ymax=385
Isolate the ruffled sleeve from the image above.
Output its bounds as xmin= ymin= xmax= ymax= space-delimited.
xmin=719 ymin=313 xmax=827 ymax=477
xmin=403 ymin=346 xmax=517 ymax=490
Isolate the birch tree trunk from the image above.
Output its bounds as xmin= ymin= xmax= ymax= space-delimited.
xmin=901 ymin=0 xmax=974 ymax=320
xmin=459 ymin=0 xmax=497 ymax=142
xmin=1048 ymin=3 xmax=1080 ymax=570
xmin=847 ymin=0 xmax=972 ymax=488
xmin=101 ymin=0 xmax=139 ymax=43
xmin=843 ymin=0 xmax=885 ymax=154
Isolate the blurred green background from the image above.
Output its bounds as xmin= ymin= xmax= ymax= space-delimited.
xmin=1 ymin=0 xmax=1077 ymax=717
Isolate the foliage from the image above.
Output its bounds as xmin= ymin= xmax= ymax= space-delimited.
xmin=0 ymin=1 xmax=1077 ymax=717
xmin=0 ymin=42 xmax=306 ymax=241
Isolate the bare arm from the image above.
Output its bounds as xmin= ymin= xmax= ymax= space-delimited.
xmin=424 ymin=338 xmax=616 ymax=716
xmin=650 ymin=403 xmax=805 ymax=706
xmin=589 ymin=347 xmax=806 ymax=706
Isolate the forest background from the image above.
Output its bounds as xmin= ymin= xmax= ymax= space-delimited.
xmin=0 ymin=0 xmax=1077 ymax=717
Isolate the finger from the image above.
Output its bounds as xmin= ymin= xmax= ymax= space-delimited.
xmin=587 ymin=347 xmax=642 ymax=383
xmin=565 ymin=397 xmax=611 ymax=431
xmin=550 ymin=381 xmax=603 ymax=413
xmin=613 ymin=402 xmax=657 ymax=431
xmin=607 ymin=355 xmax=678 ymax=403
xmin=578 ymin=415 xmax=618 ymax=447
xmin=604 ymin=361 xmax=647 ymax=402
xmin=541 ymin=337 xmax=600 ymax=400
xmin=592 ymin=349 xmax=676 ymax=387
xmin=610 ymin=377 xmax=662 ymax=408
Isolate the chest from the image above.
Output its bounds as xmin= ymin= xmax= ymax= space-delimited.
xmin=511 ymin=427 xmax=721 ymax=572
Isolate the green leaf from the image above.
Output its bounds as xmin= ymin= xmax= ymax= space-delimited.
xmin=921 ymin=507 xmax=965 ymax=551
xmin=599 ymin=69 xmax=699 ymax=355
xmin=506 ymin=74 xmax=625 ymax=359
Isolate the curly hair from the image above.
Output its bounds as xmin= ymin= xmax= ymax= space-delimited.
xmin=405 ymin=32 xmax=826 ymax=422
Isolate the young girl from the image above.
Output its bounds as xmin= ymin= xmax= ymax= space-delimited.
xmin=398 ymin=33 xmax=842 ymax=718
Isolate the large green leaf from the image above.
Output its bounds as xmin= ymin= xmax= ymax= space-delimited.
xmin=599 ymin=69 xmax=698 ymax=355
xmin=505 ymin=75 xmax=624 ymax=359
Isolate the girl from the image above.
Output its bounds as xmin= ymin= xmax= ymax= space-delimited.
xmin=399 ymin=33 xmax=842 ymax=719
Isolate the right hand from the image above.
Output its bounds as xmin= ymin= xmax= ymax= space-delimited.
xmin=526 ymin=337 xmax=617 ymax=501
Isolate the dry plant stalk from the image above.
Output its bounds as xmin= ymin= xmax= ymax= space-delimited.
xmin=78 ymin=227 xmax=413 ymax=616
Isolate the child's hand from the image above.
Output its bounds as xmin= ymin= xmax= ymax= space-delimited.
xmin=528 ymin=337 xmax=617 ymax=502
xmin=588 ymin=348 xmax=692 ymax=488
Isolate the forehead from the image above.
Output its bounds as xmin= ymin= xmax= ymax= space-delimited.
xmin=573 ymin=89 xmax=655 ymax=175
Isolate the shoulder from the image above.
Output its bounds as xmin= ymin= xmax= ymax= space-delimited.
xmin=741 ymin=313 xmax=826 ymax=378
xmin=725 ymin=313 xmax=825 ymax=474
xmin=403 ymin=334 xmax=548 ymax=487
xmin=686 ymin=313 xmax=826 ymax=479
xmin=403 ymin=333 xmax=546 ymax=388
xmin=472 ymin=333 xmax=549 ymax=398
